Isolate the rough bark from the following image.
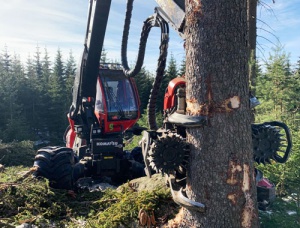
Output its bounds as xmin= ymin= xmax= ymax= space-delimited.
xmin=181 ymin=0 xmax=259 ymax=227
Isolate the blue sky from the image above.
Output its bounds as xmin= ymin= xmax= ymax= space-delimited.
xmin=0 ymin=0 xmax=299 ymax=73
xmin=256 ymin=0 xmax=300 ymax=68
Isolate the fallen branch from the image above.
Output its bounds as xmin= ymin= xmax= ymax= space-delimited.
xmin=16 ymin=167 xmax=38 ymax=182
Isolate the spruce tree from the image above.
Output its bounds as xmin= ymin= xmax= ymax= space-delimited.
xmin=65 ymin=50 xmax=76 ymax=112
xmin=32 ymin=47 xmax=53 ymax=140
xmin=133 ymin=67 xmax=154 ymax=112
xmin=24 ymin=55 xmax=40 ymax=132
xmin=34 ymin=45 xmax=43 ymax=79
xmin=178 ymin=56 xmax=186 ymax=76
xmin=5 ymin=55 xmax=32 ymax=141
xmin=0 ymin=52 xmax=31 ymax=142
xmin=48 ymin=49 xmax=67 ymax=143
xmin=0 ymin=51 xmax=7 ymax=132
xmin=41 ymin=47 xmax=52 ymax=87
xmin=100 ymin=47 xmax=109 ymax=63
xmin=2 ymin=45 xmax=11 ymax=73
xmin=285 ymin=57 xmax=300 ymax=129
xmin=1 ymin=47 xmax=13 ymax=122
xmin=256 ymin=46 xmax=292 ymax=122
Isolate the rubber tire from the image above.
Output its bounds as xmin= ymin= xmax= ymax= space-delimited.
xmin=33 ymin=146 xmax=76 ymax=190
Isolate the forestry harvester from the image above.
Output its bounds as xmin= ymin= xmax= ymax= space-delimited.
xmin=33 ymin=0 xmax=292 ymax=211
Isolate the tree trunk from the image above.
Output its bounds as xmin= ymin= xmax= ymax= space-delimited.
xmin=181 ymin=0 xmax=259 ymax=227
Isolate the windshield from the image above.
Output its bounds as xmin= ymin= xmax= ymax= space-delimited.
xmin=96 ymin=74 xmax=138 ymax=120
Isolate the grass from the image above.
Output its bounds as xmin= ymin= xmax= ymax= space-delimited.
xmin=260 ymin=197 xmax=300 ymax=227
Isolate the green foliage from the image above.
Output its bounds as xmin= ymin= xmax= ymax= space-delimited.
xmin=133 ymin=67 xmax=154 ymax=112
xmin=65 ymin=51 xmax=77 ymax=111
xmin=0 ymin=141 xmax=177 ymax=227
xmin=259 ymin=197 xmax=300 ymax=228
xmin=0 ymin=166 xmax=29 ymax=182
xmin=124 ymin=112 xmax=148 ymax=151
xmin=124 ymin=110 xmax=163 ymax=151
xmin=0 ymin=169 xmax=175 ymax=227
xmin=1 ymin=118 xmax=33 ymax=143
xmin=178 ymin=56 xmax=186 ymax=76
xmin=87 ymin=185 xmax=173 ymax=228
xmin=0 ymin=141 xmax=35 ymax=167
xmin=255 ymin=46 xmax=295 ymax=124
xmin=47 ymin=49 xmax=69 ymax=140
xmin=124 ymin=134 xmax=142 ymax=151
xmin=0 ymin=176 xmax=102 ymax=226
xmin=254 ymin=46 xmax=300 ymax=228
xmin=0 ymin=45 xmax=181 ymax=145
xmin=0 ymin=46 xmax=77 ymax=144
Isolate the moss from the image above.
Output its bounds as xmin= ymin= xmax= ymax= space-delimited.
xmin=0 ymin=171 xmax=178 ymax=227
xmin=0 ymin=166 xmax=30 ymax=182
xmin=0 ymin=141 xmax=179 ymax=227
xmin=87 ymin=184 xmax=178 ymax=228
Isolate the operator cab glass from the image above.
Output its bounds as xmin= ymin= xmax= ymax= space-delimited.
xmin=95 ymin=68 xmax=139 ymax=121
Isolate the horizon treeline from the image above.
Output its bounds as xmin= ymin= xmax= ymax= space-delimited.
xmin=0 ymin=46 xmax=185 ymax=144
xmin=0 ymin=45 xmax=299 ymax=147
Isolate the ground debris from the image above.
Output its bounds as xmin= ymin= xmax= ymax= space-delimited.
xmin=1 ymin=169 xmax=179 ymax=227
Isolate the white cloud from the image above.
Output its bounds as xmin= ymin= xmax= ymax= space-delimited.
xmin=0 ymin=0 xmax=87 ymax=64
xmin=1 ymin=0 xmax=175 ymax=70
xmin=3 ymin=0 xmax=297 ymax=73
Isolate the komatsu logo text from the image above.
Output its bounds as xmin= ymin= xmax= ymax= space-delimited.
xmin=96 ymin=141 xmax=120 ymax=147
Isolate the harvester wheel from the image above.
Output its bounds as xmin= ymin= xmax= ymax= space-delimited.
xmin=33 ymin=146 xmax=78 ymax=189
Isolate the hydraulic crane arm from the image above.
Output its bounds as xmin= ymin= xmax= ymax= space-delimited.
xmin=69 ymin=0 xmax=185 ymax=120
xmin=155 ymin=0 xmax=185 ymax=38
xmin=70 ymin=0 xmax=112 ymax=119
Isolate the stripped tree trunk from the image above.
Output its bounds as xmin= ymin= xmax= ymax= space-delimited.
xmin=181 ymin=0 xmax=259 ymax=227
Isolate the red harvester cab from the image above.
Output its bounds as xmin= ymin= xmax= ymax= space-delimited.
xmin=94 ymin=65 xmax=140 ymax=134
xmin=66 ymin=64 xmax=140 ymax=149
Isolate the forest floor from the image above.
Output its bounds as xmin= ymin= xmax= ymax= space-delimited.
xmin=0 ymin=141 xmax=299 ymax=227
xmin=0 ymin=141 xmax=180 ymax=228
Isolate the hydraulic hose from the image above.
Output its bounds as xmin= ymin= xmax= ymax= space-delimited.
xmin=121 ymin=0 xmax=151 ymax=77
xmin=146 ymin=16 xmax=169 ymax=130
xmin=121 ymin=0 xmax=169 ymax=130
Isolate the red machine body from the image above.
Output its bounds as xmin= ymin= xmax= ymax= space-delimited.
xmin=66 ymin=65 xmax=140 ymax=149
xmin=94 ymin=68 xmax=140 ymax=134
xmin=163 ymin=77 xmax=186 ymax=111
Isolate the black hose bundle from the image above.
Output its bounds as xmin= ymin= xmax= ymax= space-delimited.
xmin=121 ymin=0 xmax=169 ymax=130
